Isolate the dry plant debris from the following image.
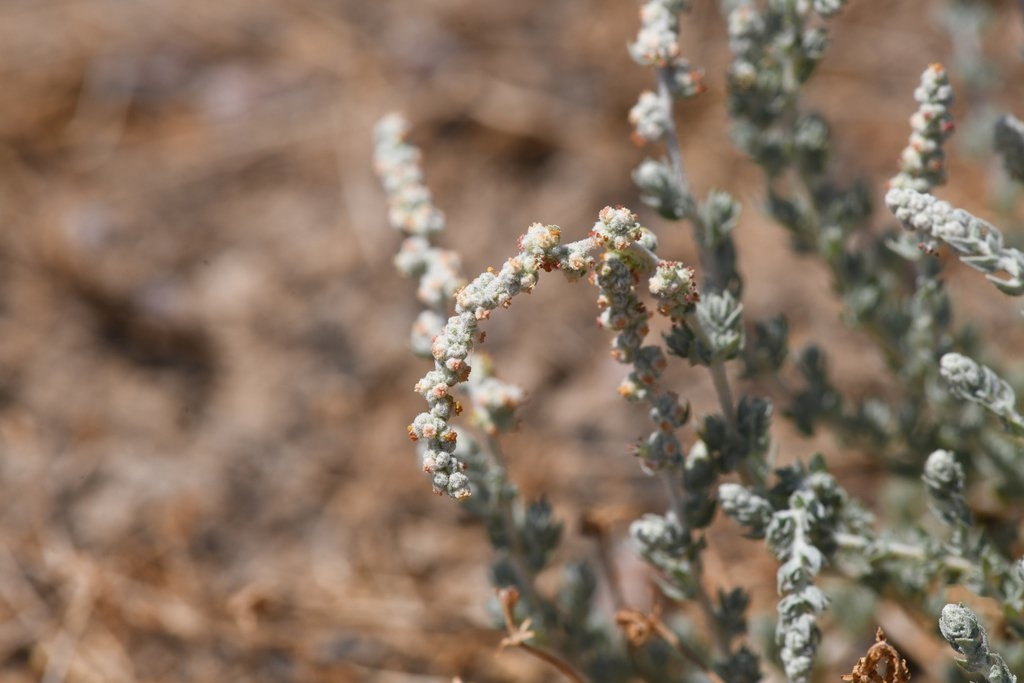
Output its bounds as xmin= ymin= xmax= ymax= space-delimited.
xmin=841 ymin=628 xmax=911 ymax=683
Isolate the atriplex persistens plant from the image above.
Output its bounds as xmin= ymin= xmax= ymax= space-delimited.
xmin=374 ymin=1 xmax=1024 ymax=681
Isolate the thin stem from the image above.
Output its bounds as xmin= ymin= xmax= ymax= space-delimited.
xmin=660 ymin=57 xmax=768 ymax=488
xmin=487 ymin=436 xmax=548 ymax=625
xmin=709 ymin=360 xmax=737 ymax=430
xmin=835 ymin=532 xmax=1024 ymax=636
xmin=656 ymin=470 xmax=732 ymax=660
xmin=498 ymin=588 xmax=591 ymax=683
xmin=653 ymin=24 xmax=741 ymax=454
xmin=656 ymin=66 xmax=724 ymax=291
xmin=650 ymin=615 xmax=723 ymax=680
xmin=779 ymin=1 xmax=802 ymax=102
xmin=699 ymin=322 xmax=771 ymax=493
xmin=582 ymin=509 xmax=628 ymax=612
xmin=682 ymin=311 xmax=738 ymax=430
xmin=617 ymin=606 xmax=728 ymax=682
xmin=692 ymin=556 xmax=734 ymax=660
xmin=510 ymin=642 xmax=589 ymax=683
xmin=640 ymin=13 xmax=750 ymax=669
xmin=773 ymin=7 xmax=825 ymax=252
xmin=659 ymin=471 xmax=688 ymax=528
xmin=683 ymin=309 xmax=764 ymax=491
xmin=834 ymin=532 xmax=976 ymax=575
xmin=656 ymin=67 xmax=691 ymax=198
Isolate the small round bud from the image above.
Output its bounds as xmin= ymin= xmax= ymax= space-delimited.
xmin=629 ymin=91 xmax=671 ymax=144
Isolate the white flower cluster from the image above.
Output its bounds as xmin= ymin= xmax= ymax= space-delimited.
xmin=373 ymin=114 xmax=446 ymax=237
xmin=588 ymin=208 xmax=697 ymax=471
xmin=812 ymin=0 xmax=847 ymax=18
xmin=940 ymin=353 xmax=1024 ymax=433
xmin=718 ymin=482 xmax=773 ymax=535
xmin=633 ymin=158 xmax=691 ymax=219
xmin=648 ymin=260 xmax=698 ymax=322
xmin=409 ymin=220 xmax=600 ymax=499
xmin=374 ymin=114 xmax=466 ymax=353
xmin=940 ymin=603 xmax=1018 ymax=683
xmin=628 ymin=0 xmax=687 ymax=66
xmin=923 ymin=449 xmax=970 ymax=531
xmin=886 ymin=187 xmax=1024 ymax=295
xmin=890 ymin=64 xmax=955 ymax=192
xmin=592 ymin=209 xmax=664 ymax=399
xmin=629 ymin=90 xmax=671 ymax=144
xmin=590 ymin=206 xmax=647 ymax=253
xmin=665 ymin=60 xmax=705 ymax=99
xmin=627 ymin=1 xmax=704 ymax=145
xmin=393 ymin=236 xmax=464 ymax=311
xmin=725 ymin=3 xmax=764 ymax=87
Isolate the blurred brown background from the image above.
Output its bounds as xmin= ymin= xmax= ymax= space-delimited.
xmin=0 ymin=0 xmax=1022 ymax=681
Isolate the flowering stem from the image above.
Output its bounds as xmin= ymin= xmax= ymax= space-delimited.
xmin=655 ymin=65 xmax=728 ymax=293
